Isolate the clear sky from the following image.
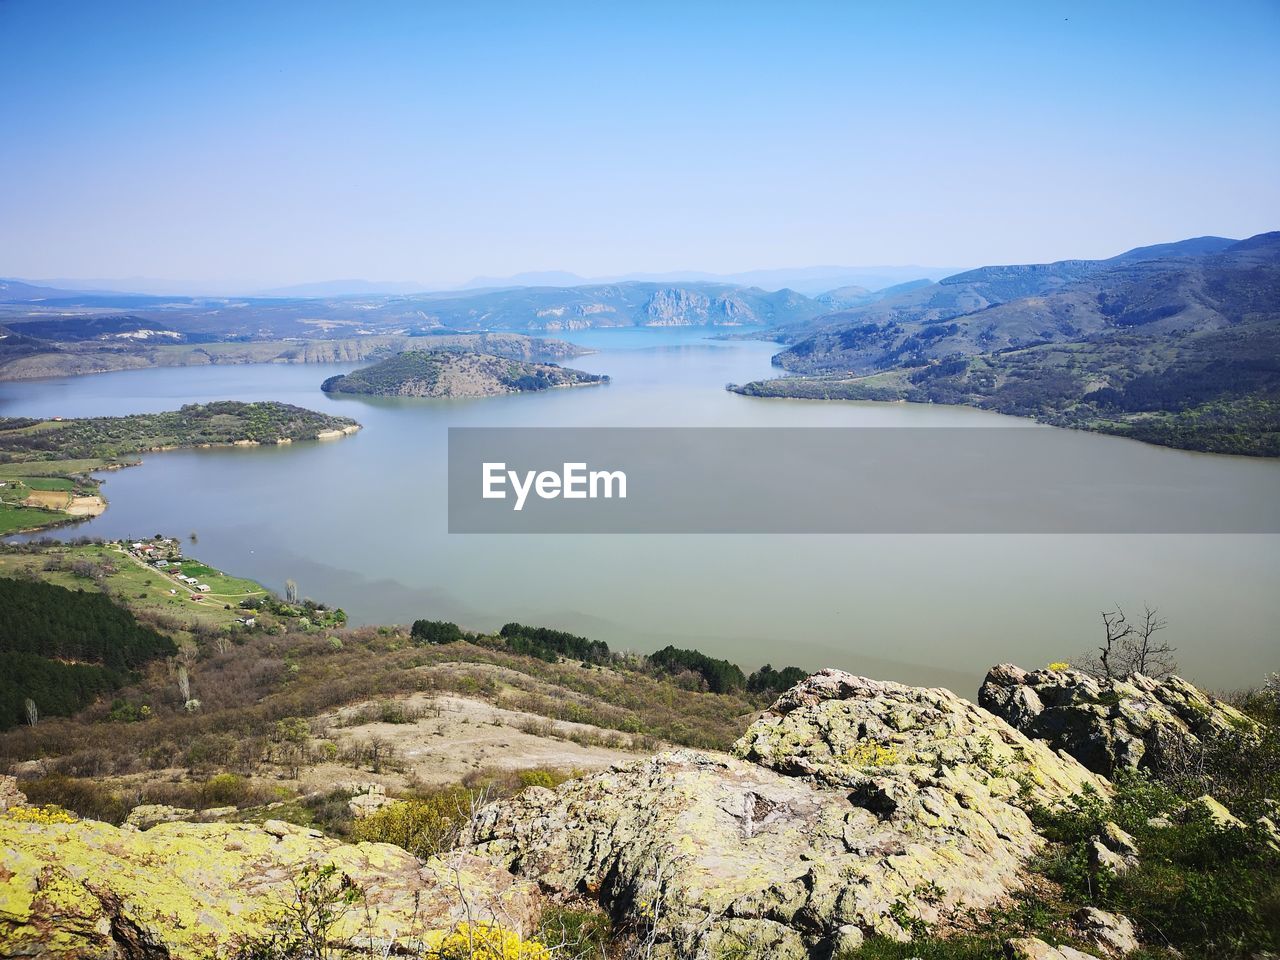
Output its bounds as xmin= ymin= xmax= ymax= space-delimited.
xmin=1 ymin=0 xmax=1278 ymax=290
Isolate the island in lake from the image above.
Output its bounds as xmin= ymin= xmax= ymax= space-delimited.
xmin=320 ymin=349 xmax=609 ymax=398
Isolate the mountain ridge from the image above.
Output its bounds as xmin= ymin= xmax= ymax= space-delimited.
xmin=731 ymin=231 xmax=1280 ymax=455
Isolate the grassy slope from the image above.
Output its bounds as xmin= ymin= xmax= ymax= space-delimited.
xmin=0 ymin=544 xmax=268 ymax=633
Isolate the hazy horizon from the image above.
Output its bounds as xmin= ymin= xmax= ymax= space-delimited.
xmin=2 ymin=1 xmax=1278 ymax=288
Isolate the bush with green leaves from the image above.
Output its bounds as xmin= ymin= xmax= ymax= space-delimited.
xmin=1033 ymin=772 xmax=1280 ymax=958
xmin=350 ymin=787 xmax=473 ymax=861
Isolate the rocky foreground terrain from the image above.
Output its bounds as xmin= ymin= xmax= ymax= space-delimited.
xmin=0 ymin=667 xmax=1271 ymax=958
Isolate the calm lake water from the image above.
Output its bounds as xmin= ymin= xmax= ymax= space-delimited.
xmin=2 ymin=329 xmax=1277 ymax=695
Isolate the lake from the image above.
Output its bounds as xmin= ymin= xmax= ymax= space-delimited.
xmin=2 ymin=328 xmax=1277 ymax=696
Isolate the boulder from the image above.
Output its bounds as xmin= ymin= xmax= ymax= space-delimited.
xmin=124 ymin=803 xmax=239 ymax=831
xmin=0 ymin=775 xmax=26 ymax=811
xmin=1088 ymin=838 xmax=1136 ymax=877
xmin=0 ymin=811 xmax=539 ymax=958
xmin=1177 ymin=793 xmax=1246 ymax=830
xmin=1005 ymin=937 xmax=1103 ymax=960
xmin=463 ymin=670 xmax=1105 ymax=959
xmin=1072 ymin=907 xmax=1139 ymax=956
xmin=124 ymin=803 xmax=198 ymax=830
xmin=979 ymin=665 xmax=1260 ymax=776
xmin=1256 ymin=814 xmax=1280 ymax=852
xmin=348 ymin=783 xmax=401 ymax=819
xmin=1098 ymin=822 xmax=1138 ymax=857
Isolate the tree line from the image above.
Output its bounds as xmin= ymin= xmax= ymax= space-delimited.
xmin=410 ymin=616 xmax=807 ymax=696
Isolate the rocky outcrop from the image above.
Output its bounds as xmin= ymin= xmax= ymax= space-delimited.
xmin=1071 ymin=907 xmax=1138 ymax=957
xmin=348 ymin=782 xmax=401 ymax=819
xmin=0 ymin=776 xmax=24 ymax=812
xmin=979 ymin=664 xmax=1259 ymax=776
xmin=122 ymin=803 xmax=236 ymax=830
xmin=0 ymin=809 xmax=539 ymax=958
xmin=1005 ymin=937 xmax=1103 ymax=960
xmin=462 ymin=670 xmax=1106 ymax=959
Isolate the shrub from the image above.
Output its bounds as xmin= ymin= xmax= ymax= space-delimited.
xmin=425 ymin=923 xmax=549 ymax=960
xmin=200 ymin=772 xmax=251 ymax=807
xmin=1035 ymin=773 xmax=1280 ymax=957
xmin=18 ymin=774 xmax=128 ymax=824
xmin=536 ymin=905 xmax=610 ymax=959
xmin=350 ymin=788 xmax=472 ymax=860
xmin=234 ymin=863 xmax=362 ymax=960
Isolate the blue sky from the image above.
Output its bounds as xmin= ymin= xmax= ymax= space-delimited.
xmin=1 ymin=0 xmax=1277 ymax=289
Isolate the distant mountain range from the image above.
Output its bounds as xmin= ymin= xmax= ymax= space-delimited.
xmin=457 ymin=265 xmax=961 ymax=297
xmin=0 ymin=280 xmax=844 ymax=342
xmin=731 ymin=233 xmax=1280 ymax=456
xmin=0 ymin=263 xmax=963 ymax=301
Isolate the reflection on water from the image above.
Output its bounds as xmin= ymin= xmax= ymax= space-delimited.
xmin=2 ymin=329 xmax=1277 ymax=695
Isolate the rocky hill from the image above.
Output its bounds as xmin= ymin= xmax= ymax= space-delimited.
xmin=465 ymin=670 xmax=1104 ymax=958
xmin=0 ymin=330 xmax=585 ymax=382
xmin=320 ymin=349 xmax=607 ymax=398
xmin=1 ymin=658 xmax=1274 ymax=958
xmin=732 ymin=233 xmax=1280 ymax=455
xmin=979 ymin=663 xmax=1261 ymax=776
xmin=773 ymin=235 xmax=1242 ymax=360
xmin=0 ymin=795 xmax=539 ymax=957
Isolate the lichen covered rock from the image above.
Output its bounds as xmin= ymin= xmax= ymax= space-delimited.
xmin=1071 ymin=907 xmax=1138 ymax=957
xmin=1005 ymin=937 xmax=1103 ymax=960
xmin=462 ymin=670 xmax=1106 ymax=959
xmin=979 ymin=664 xmax=1259 ymax=776
xmin=0 ymin=811 xmax=539 ymax=958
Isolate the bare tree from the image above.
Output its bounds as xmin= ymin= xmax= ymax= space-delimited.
xmin=24 ymin=698 xmax=37 ymax=727
xmin=1079 ymin=604 xmax=1178 ymax=680
xmin=177 ymin=664 xmax=191 ymax=703
xmin=285 ymin=578 xmax=299 ymax=604
xmin=1124 ymin=605 xmax=1177 ymax=678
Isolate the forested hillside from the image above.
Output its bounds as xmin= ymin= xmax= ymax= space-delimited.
xmin=0 ymin=578 xmax=176 ymax=728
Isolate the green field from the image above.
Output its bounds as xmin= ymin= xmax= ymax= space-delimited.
xmin=0 ymin=543 xmax=270 ymax=634
xmin=0 ymin=503 xmax=61 ymax=534
xmin=21 ymin=476 xmax=76 ymax=492
xmin=170 ymin=560 xmax=266 ymax=598
xmin=0 ymin=459 xmax=119 ymax=478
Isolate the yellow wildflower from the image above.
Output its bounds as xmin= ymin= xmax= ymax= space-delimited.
xmin=2 ymin=804 xmax=78 ymax=824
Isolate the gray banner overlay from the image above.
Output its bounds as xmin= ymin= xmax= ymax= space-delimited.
xmin=448 ymin=427 xmax=1280 ymax=534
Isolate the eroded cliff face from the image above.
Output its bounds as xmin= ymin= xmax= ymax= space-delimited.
xmin=979 ymin=664 xmax=1260 ymax=776
xmin=0 ymin=805 xmax=539 ymax=958
xmin=462 ymin=670 xmax=1106 ymax=959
